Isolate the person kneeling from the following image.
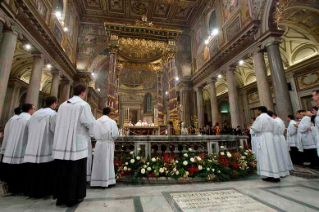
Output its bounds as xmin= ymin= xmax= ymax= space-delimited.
xmin=91 ymin=107 xmax=119 ymax=187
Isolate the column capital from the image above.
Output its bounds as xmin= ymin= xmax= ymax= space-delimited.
xmin=208 ymin=77 xmax=217 ymax=85
xmin=109 ymin=45 xmax=119 ymax=54
xmin=51 ymin=69 xmax=60 ymax=76
xmin=248 ymin=46 xmax=263 ymax=57
xmin=226 ymin=65 xmax=237 ymax=72
xmin=32 ymin=53 xmax=43 ymax=60
xmin=261 ymin=37 xmax=282 ymax=49
xmin=61 ymin=79 xmax=71 ymax=85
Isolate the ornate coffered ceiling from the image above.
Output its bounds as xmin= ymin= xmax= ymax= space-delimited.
xmin=77 ymin=0 xmax=209 ymax=28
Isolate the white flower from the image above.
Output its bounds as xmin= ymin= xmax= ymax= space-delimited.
xmin=198 ymin=165 xmax=203 ymax=170
xmin=164 ymin=167 xmax=167 ymax=170
xmin=143 ymin=165 xmax=147 ymax=168
xmin=185 ymin=171 xmax=189 ymax=176
xmin=136 ymin=156 xmax=141 ymax=160
xmin=227 ymin=152 xmax=232 ymax=158
xmin=207 ymin=168 xmax=210 ymax=171
xmin=241 ymin=156 xmax=246 ymax=159
xmin=176 ymin=171 xmax=179 ymax=175
xmin=239 ymin=146 xmax=243 ymax=149
xmin=220 ymin=146 xmax=225 ymax=150
xmin=188 ymin=148 xmax=192 ymax=151
xmin=124 ymin=166 xmax=128 ymax=171
xmin=147 ymin=167 xmax=152 ymax=171
xmin=183 ymin=153 xmax=188 ymax=158
xmin=166 ymin=171 xmax=169 ymax=174
xmin=137 ymin=147 xmax=141 ymax=151
xmin=197 ymin=157 xmax=202 ymax=161
xmin=220 ymin=152 xmax=225 ymax=156
xmin=141 ymin=169 xmax=146 ymax=174
xmin=147 ymin=162 xmax=150 ymax=165
xmin=175 ymin=160 xmax=179 ymax=164
xmin=130 ymin=151 xmax=134 ymax=155
xmin=244 ymin=152 xmax=248 ymax=155
xmin=159 ymin=168 xmax=164 ymax=173
xmin=217 ymin=170 xmax=221 ymax=173
xmin=125 ymin=162 xmax=128 ymax=165
xmin=212 ymin=169 xmax=215 ymax=172
xmin=173 ymin=168 xmax=177 ymax=172
xmin=183 ymin=161 xmax=188 ymax=166
xmin=190 ymin=158 xmax=195 ymax=162
xmin=128 ymin=168 xmax=131 ymax=171
xmin=152 ymin=158 xmax=156 ymax=162
xmin=130 ymin=159 xmax=135 ymax=164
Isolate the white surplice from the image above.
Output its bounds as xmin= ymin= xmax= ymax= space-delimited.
xmin=287 ymin=120 xmax=298 ymax=148
xmin=315 ymin=115 xmax=319 ymax=156
xmin=298 ymin=116 xmax=316 ymax=150
xmin=250 ymin=129 xmax=258 ymax=158
xmin=24 ymin=108 xmax=57 ymax=163
xmin=273 ymin=117 xmax=293 ymax=173
xmin=0 ymin=115 xmax=19 ymax=155
xmin=2 ymin=113 xmax=31 ymax=164
xmin=52 ymin=96 xmax=95 ymax=161
xmin=87 ymin=140 xmax=92 ymax=182
xmin=91 ymin=115 xmax=119 ymax=187
xmin=251 ymin=113 xmax=281 ymax=178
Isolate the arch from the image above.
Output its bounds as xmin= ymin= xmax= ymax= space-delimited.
xmin=207 ymin=9 xmax=218 ymax=34
xmin=260 ymin=0 xmax=278 ymax=35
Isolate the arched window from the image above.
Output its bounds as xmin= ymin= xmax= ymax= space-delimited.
xmin=209 ymin=10 xmax=218 ymax=33
xmin=144 ymin=93 xmax=152 ymax=112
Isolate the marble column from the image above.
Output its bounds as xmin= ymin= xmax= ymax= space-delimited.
xmin=168 ymin=54 xmax=178 ymax=122
xmin=26 ymin=54 xmax=44 ymax=108
xmin=178 ymin=76 xmax=192 ymax=128
xmin=252 ymin=50 xmax=274 ymax=111
xmin=264 ymin=37 xmax=293 ymax=123
xmin=209 ymin=78 xmax=220 ymax=126
xmin=0 ymin=30 xmax=18 ymax=116
xmin=50 ymin=69 xmax=60 ymax=97
xmin=107 ymin=46 xmax=119 ymax=120
xmin=196 ymin=87 xmax=205 ymax=128
xmin=60 ymin=79 xmax=71 ymax=103
xmin=226 ymin=66 xmax=241 ymax=128
xmin=157 ymin=71 xmax=164 ymax=125
xmin=241 ymin=91 xmax=251 ymax=126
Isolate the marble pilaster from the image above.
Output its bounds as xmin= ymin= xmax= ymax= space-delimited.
xmin=252 ymin=50 xmax=274 ymax=111
xmin=0 ymin=30 xmax=18 ymax=116
xmin=263 ymin=37 xmax=293 ymax=123
xmin=241 ymin=91 xmax=251 ymax=127
xmin=167 ymin=53 xmax=178 ymax=122
xmin=226 ymin=66 xmax=241 ymax=128
xmin=50 ymin=69 xmax=60 ymax=97
xmin=26 ymin=54 xmax=44 ymax=108
xmin=196 ymin=87 xmax=205 ymax=129
xmin=157 ymin=71 xmax=164 ymax=125
xmin=209 ymin=78 xmax=220 ymax=126
xmin=60 ymin=79 xmax=71 ymax=103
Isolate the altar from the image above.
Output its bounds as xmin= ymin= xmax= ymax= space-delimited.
xmin=124 ymin=126 xmax=159 ymax=135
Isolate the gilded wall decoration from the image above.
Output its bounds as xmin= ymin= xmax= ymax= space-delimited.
xmin=31 ymin=0 xmax=47 ymax=20
xmin=296 ymin=70 xmax=319 ymax=91
xmin=241 ymin=0 xmax=250 ymax=22
xmin=131 ymin=1 xmax=149 ymax=15
xmin=226 ymin=16 xmax=241 ymax=42
xmin=222 ymin=0 xmax=240 ymax=22
xmin=119 ymin=69 xmax=157 ymax=90
xmin=68 ymin=15 xmax=74 ymax=42
xmin=54 ymin=24 xmax=62 ymax=43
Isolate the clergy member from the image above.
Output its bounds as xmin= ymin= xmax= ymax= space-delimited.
xmin=249 ymin=118 xmax=257 ymax=156
xmin=1 ymin=104 xmax=35 ymax=194
xmin=287 ymin=115 xmax=300 ymax=164
xmin=297 ymin=110 xmax=317 ymax=168
xmin=91 ymin=107 xmax=119 ymax=187
xmin=52 ymin=84 xmax=95 ymax=207
xmin=23 ymin=96 xmax=57 ymax=198
xmin=250 ymin=106 xmax=281 ymax=182
xmin=313 ymin=90 xmax=319 ymax=161
xmin=271 ymin=112 xmax=293 ymax=173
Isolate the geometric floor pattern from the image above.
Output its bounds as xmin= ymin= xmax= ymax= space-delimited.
xmin=1 ymin=176 xmax=319 ymax=212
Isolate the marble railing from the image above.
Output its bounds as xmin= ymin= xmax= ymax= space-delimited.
xmin=100 ymin=135 xmax=249 ymax=158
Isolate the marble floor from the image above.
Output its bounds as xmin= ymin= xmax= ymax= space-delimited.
xmin=1 ymin=175 xmax=319 ymax=212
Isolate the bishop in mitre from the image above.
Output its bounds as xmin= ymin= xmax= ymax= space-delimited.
xmin=23 ymin=96 xmax=57 ymax=198
xmin=91 ymin=107 xmax=119 ymax=187
xmin=52 ymin=85 xmax=95 ymax=207
xmin=250 ymin=106 xmax=281 ymax=182
xmin=1 ymin=104 xmax=35 ymax=193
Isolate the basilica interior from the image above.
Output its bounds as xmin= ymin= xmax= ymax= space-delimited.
xmin=0 ymin=0 xmax=318 ymax=132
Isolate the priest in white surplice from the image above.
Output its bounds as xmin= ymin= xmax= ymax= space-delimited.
xmin=250 ymin=106 xmax=281 ymax=183
xmin=271 ymin=112 xmax=293 ymax=174
xmin=91 ymin=107 xmax=119 ymax=187
xmin=297 ymin=110 xmax=317 ymax=168
xmin=24 ymin=96 xmax=57 ymax=198
xmin=1 ymin=104 xmax=35 ymax=194
xmin=287 ymin=115 xmax=300 ymax=164
xmin=52 ymin=85 xmax=95 ymax=207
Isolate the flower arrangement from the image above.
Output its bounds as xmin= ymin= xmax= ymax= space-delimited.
xmin=115 ymin=146 xmax=256 ymax=182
